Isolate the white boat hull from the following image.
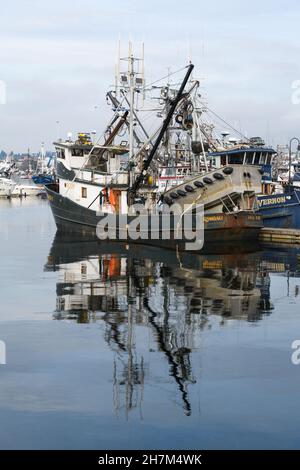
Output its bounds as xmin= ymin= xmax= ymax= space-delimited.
xmin=11 ymin=184 xmax=44 ymax=197
xmin=0 ymin=177 xmax=16 ymax=197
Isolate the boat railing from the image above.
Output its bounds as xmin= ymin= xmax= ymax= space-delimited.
xmin=76 ymin=169 xmax=129 ymax=186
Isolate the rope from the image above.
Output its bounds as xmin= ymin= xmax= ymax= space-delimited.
xmin=202 ymin=104 xmax=250 ymax=142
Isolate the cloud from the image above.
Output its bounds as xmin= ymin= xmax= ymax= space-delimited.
xmin=0 ymin=0 xmax=300 ymax=151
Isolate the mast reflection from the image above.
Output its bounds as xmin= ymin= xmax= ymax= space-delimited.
xmin=45 ymin=236 xmax=300 ymax=416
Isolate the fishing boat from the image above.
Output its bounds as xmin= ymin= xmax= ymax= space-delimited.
xmin=32 ymin=143 xmax=55 ymax=186
xmin=45 ymin=51 xmax=262 ymax=248
xmin=211 ymin=142 xmax=300 ymax=229
xmin=195 ymin=145 xmax=300 ymax=230
xmin=165 ymin=95 xmax=300 ymax=230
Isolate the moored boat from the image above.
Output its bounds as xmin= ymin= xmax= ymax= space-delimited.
xmin=0 ymin=176 xmax=16 ymax=198
xmin=45 ymin=53 xmax=263 ymax=248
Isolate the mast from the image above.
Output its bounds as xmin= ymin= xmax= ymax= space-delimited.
xmin=41 ymin=142 xmax=45 ymax=173
xmin=116 ymin=43 xmax=145 ymax=191
xmin=28 ymin=148 xmax=32 ymax=174
xmin=129 ymin=51 xmax=135 ymax=187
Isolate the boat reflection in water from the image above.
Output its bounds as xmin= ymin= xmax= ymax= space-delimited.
xmin=45 ymin=236 xmax=300 ymax=417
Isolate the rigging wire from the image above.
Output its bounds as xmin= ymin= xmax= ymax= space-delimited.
xmin=200 ymin=102 xmax=250 ymax=142
xmin=145 ymin=66 xmax=188 ymax=89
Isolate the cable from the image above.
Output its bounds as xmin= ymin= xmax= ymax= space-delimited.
xmin=146 ymin=66 xmax=188 ymax=89
xmin=202 ymin=104 xmax=250 ymax=142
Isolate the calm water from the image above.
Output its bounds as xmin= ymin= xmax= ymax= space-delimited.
xmin=1 ymin=198 xmax=300 ymax=450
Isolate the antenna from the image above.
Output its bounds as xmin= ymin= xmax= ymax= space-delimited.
xmin=186 ymin=36 xmax=192 ymax=65
xmin=116 ymin=42 xmax=145 ymax=100
xmin=141 ymin=42 xmax=145 ymax=102
xmin=115 ymin=38 xmax=121 ymax=94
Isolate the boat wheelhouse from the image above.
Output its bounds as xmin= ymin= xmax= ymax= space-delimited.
xmin=206 ymin=145 xmax=277 ymax=197
xmin=291 ymin=162 xmax=300 ymax=188
xmin=208 ymin=146 xmax=275 ymax=168
xmin=54 ymin=134 xmax=132 ymax=214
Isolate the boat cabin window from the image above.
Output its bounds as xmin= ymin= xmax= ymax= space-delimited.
xmin=245 ymin=153 xmax=253 ymax=164
xmin=72 ymin=148 xmax=84 ymax=157
xmin=254 ymin=152 xmax=261 ymax=164
xmin=56 ymin=148 xmax=65 ymax=159
xmin=266 ymin=154 xmax=272 ymax=164
xmin=81 ymin=187 xmax=87 ymax=198
xmin=166 ymin=167 xmax=176 ymax=176
xmin=259 ymin=152 xmax=267 ymax=165
xmin=228 ymin=153 xmax=243 ymax=164
xmin=221 ymin=155 xmax=227 ymax=166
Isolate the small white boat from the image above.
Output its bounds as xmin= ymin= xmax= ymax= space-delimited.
xmin=11 ymin=184 xmax=45 ymax=197
xmin=0 ymin=176 xmax=16 ymax=198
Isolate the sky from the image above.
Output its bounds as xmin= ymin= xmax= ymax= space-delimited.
xmin=1 ymin=0 xmax=300 ymax=152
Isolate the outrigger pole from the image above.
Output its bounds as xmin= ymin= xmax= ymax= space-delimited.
xmin=129 ymin=63 xmax=194 ymax=198
xmin=98 ymin=110 xmax=129 ymax=159
xmin=87 ymin=111 xmax=129 ymax=209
